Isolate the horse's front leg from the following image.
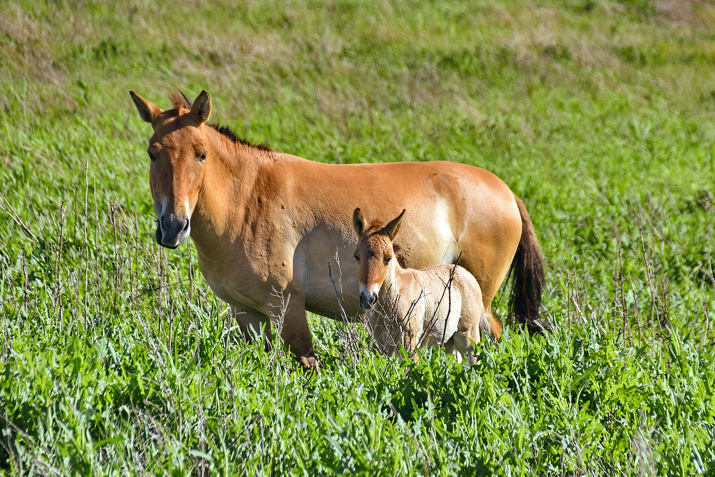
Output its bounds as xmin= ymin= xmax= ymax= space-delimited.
xmin=231 ymin=303 xmax=273 ymax=351
xmin=277 ymin=292 xmax=317 ymax=368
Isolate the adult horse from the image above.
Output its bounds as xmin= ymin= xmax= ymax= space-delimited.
xmin=130 ymin=89 xmax=547 ymax=367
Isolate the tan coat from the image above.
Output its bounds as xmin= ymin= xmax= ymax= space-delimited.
xmin=354 ymin=209 xmax=487 ymax=365
xmin=368 ymin=265 xmax=486 ymax=365
xmin=130 ymin=90 xmax=546 ymax=367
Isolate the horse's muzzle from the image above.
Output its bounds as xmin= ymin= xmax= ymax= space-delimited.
xmin=156 ymin=214 xmax=190 ymax=249
xmin=359 ymin=290 xmax=377 ymax=309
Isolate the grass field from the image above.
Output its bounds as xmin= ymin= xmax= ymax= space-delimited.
xmin=1 ymin=0 xmax=715 ymax=474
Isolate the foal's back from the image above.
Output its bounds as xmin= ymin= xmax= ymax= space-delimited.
xmin=402 ymin=264 xmax=485 ymax=347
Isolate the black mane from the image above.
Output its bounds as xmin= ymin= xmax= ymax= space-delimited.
xmin=209 ymin=124 xmax=271 ymax=151
xmin=170 ymin=90 xmax=270 ymax=151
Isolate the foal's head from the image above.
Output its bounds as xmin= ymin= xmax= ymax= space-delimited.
xmin=352 ymin=208 xmax=406 ymax=309
xmin=130 ymin=90 xmax=212 ymax=248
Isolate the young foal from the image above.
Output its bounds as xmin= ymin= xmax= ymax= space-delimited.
xmin=353 ymin=208 xmax=490 ymax=365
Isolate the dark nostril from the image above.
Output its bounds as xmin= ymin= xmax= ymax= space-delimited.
xmin=181 ymin=218 xmax=190 ymax=232
xmin=359 ymin=292 xmax=376 ymax=309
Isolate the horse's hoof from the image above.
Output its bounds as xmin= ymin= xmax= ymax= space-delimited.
xmin=299 ymin=355 xmax=319 ymax=368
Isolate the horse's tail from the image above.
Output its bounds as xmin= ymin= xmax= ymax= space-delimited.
xmin=507 ymin=195 xmax=549 ymax=334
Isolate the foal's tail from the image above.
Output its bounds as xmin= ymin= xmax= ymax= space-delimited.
xmin=507 ymin=196 xmax=549 ymax=334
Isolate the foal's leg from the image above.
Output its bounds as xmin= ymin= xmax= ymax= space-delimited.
xmin=444 ymin=337 xmax=457 ymax=355
xmin=402 ymin=312 xmax=424 ymax=362
xmin=453 ymin=315 xmax=481 ymax=366
xmin=444 ymin=337 xmax=465 ymax=363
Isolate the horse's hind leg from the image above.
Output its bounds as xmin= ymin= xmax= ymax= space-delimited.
xmin=457 ymin=256 xmax=505 ymax=341
xmin=483 ymin=306 xmax=503 ymax=340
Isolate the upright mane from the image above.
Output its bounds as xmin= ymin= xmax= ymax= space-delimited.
xmin=168 ymin=90 xmax=272 ymax=152
xmin=169 ymin=91 xmax=193 ymax=111
xmin=209 ymin=124 xmax=272 ymax=151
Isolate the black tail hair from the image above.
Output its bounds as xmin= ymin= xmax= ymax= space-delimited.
xmin=508 ymin=196 xmax=549 ymax=334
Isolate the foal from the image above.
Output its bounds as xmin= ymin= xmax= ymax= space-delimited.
xmin=353 ymin=208 xmax=490 ymax=365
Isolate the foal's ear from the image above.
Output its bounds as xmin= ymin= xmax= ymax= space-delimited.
xmin=353 ymin=208 xmax=366 ymax=236
xmin=130 ymin=91 xmax=162 ymax=123
xmin=384 ymin=209 xmax=406 ymax=240
xmin=191 ymin=90 xmax=212 ymax=124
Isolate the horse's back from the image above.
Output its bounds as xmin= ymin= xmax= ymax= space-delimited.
xmin=263 ymin=156 xmax=522 ymax=318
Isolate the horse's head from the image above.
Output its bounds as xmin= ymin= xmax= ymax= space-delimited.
xmin=130 ymin=89 xmax=212 ymax=248
xmin=352 ymin=208 xmax=406 ymax=309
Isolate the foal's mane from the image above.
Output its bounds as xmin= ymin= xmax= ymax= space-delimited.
xmin=169 ymin=91 xmax=272 ymax=152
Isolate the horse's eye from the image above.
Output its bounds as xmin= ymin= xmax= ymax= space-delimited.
xmin=384 ymin=256 xmax=391 ymax=264
xmin=148 ymin=151 xmax=156 ymax=162
xmin=198 ymin=152 xmax=207 ymax=163
xmin=354 ymin=254 xmax=360 ymax=262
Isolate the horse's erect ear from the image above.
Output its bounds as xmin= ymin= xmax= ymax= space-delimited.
xmin=353 ymin=208 xmax=366 ymax=236
xmin=191 ymin=90 xmax=212 ymax=124
xmin=384 ymin=209 xmax=406 ymax=240
xmin=130 ymin=91 xmax=162 ymax=123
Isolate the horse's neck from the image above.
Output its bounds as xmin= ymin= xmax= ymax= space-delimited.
xmin=191 ymin=132 xmax=261 ymax=244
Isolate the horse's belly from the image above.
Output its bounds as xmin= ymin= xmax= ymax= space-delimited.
xmin=195 ymin=247 xmax=273 ymax=312
xmin=294 ymin=229 xmax=364 ymax=319
xmin=303 ymin=275 xmax=363 ymax=319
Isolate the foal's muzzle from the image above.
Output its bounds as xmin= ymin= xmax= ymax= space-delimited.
xmin=359 ymin=290 xmax=377 ymax=309
xmin=156 ymin=214 xmax=190 ymax=249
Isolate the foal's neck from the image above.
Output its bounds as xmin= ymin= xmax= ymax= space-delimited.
xmin=378 ymin=253 xmax=406 ymax=305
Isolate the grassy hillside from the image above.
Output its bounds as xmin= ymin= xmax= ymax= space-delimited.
xmin=1 ymin=0 xmax=714 ymax=474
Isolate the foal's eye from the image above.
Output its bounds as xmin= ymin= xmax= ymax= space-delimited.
xmin=198 ymin=152 xmax=207 ymax=163
xmin=148 ymin=151 xmax=156 ymax=162
xmin=384 ymin=256 xmax=391 ymax=264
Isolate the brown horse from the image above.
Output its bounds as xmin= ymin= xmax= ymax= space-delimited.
xmin=130 ymin=89 xmax=547 ymax=367
xmin=353 ymin=208 xmax=489 ymax=365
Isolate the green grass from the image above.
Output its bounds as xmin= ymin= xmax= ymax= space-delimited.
xmin=1 ymin=0 xmax=714 ymax=474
